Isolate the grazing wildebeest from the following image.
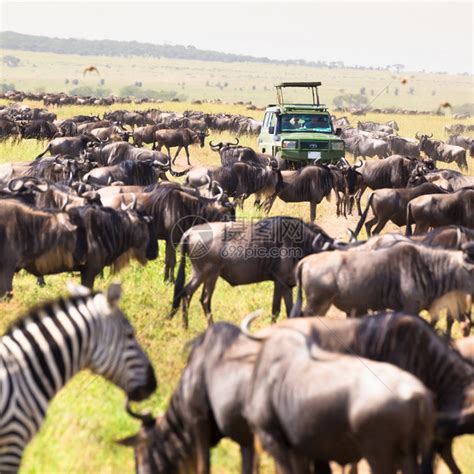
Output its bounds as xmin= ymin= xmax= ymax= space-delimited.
xmin=34 ymin=134 xmax=99 ymax=160
xmin=17 ymin=120 xmax=59 ymax=140
xmin=353 ymin=135 xmax=390 ymax=160
xmin=153 ymin=128 xmax=208 ymax=165
xmin=83 ymin=160 xmax=164 ymax=186
xmin=0 ymin=199 xmax=80 ymax=298
xmin=406 ymin=188 xmax=474 ymax=235
xmin=0 ymin=284 xmax=156 ymax=472
xmin=171 ymin=217 xmax=335 ymax=327
xmin=0 ymin=117 xmax=20 ymax=140
xmin=354 ymin=183 xmax=448 ymax=237
xmin=263 ymin=165 xmax=334 ymax=222
xmin=244 ymin=325 xmax=434 ymax=474
xmin=345 ymin=155 xmax=429 ymax=215
xmin=387 ymin=136 xmax=420 ymax=158
xmin=417 ymin=132 xmax=468 ymax=171
xmin=291 ymin=243 xmax=474 ymax=335
xmin=23 ymin=204 xmax=159 ymax=289
xmin=242 ymin=312 xmax=474 ymax=474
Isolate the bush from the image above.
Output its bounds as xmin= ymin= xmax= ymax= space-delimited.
xmin=70 ymin=86 xmax=111 ymax=97
xmin=119 ymin=85 xmax=185 ymax=101
xmin=2 ymin=55 xmax=20 ymax=67
xmin=0 ymin=82 xmax=15 ymax=93
xmin=333 ymin=93 xmax=368 ymax=109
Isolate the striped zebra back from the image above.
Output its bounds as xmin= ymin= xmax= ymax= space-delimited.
xmin=0 ymin=283 xmax=156 ymax=472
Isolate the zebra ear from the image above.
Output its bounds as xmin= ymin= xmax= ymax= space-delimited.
xmin=67 ymin=282 xmax=91 ymax=297
xmin=107 ymin=282 xmax=122 ymax=307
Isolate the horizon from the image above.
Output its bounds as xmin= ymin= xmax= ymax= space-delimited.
xmin=1 ymin=1 xmax=473 ymax=75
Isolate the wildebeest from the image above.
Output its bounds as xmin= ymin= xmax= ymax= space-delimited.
xmin=0 ymin=199 xmax=80 ymax=298
xmin=171 ymin=217 xmax=335 ymax=327
xmin=34 ymin=134 xmax=99 ymax=160
xmin=387 ymin=136 xmax=420 ymax=158
xmin=244 ymin=325 xmax=434 ymax=474
xmin=417 ymin=133 xmax=468 ymax=170
xmin=406 ymin=188 xmax=474 ymax=235
xmin=291 ymin=243 xmax=474 ymax=333
xmin=447 ymin=134 xmax=474 ymax=157
xmin=153 ymin=128 xmax=208 ymax=165
xmin=24 ymin=204 xmax=159 ymax=288
xmin=90 ymin=125 xmax=130 ymax=142
xmin=353 ymin=135 xmax=390 ymax=160
xmin=345 ymin=155 xmax=429 ymax=215
xmin=409 ymin=168 xmax=474 ymax=191
xmin=263 ymin=165 xmax=334 ymax=221
xmin=0 ymin=117 xmax=20 ymax=140
xmin=118 ymin=312 xmax=473 ymax=474
xmin=209 ymin=138 xmax=276 ymax=168
xmin=123 ymin=184 xmax=235 ymax=281
xmin=83 ymin=160 xmax=164 ymax=186
xmin=17 ymin=119 xmax=59 ymax=140
xmin=76 ymin=119 xmax=113 ymax=134
xmin=354 ymin=183 xmax=448 ymax=237
xmin=133 ymin=124 xmax=162 ymax=147
xmin=186 ymin=162 xmax=281 ymax=208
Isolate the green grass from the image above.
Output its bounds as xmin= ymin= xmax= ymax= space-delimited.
xmin=1 ymin=48 xmax=473 ymax=111
xmin=0 ymin=101 xmax=473 ymax=473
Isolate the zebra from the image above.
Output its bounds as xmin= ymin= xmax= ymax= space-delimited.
xmin=0 ymin=283 xmax=157 ymax=472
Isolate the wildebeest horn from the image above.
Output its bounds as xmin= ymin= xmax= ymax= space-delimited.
xmin=214 ymin=184 xmax=224 ymax=202
xmin=124 ymin=398 xmax=155 ymax=425
xmin=8 ymin=178 xmax=27 ymax=192
xmin=240 ymin=310 xmax=266 ymax=340
xmin=60 ymin=194 xmax=70 ymax=211
xmin=427 ymin=132 xmax=433 ymax=138
xmin=121 ymin=194 xmax=137 ymax=211
xmin=354 ymin=159 xmax=363 ymax=169
xmin=153 ymin=158 xmax=169 ymax=169
xmin=230 ymin=137 xmax=240 ymax=146
xmin=415 ymin=131 xmax=421 ymax=140
xmin=209 ymin=140 xmax=221 ymax=150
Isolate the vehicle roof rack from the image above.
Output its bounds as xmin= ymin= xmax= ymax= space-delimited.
xmin=275 ymin=82 xmax=322 ymax=106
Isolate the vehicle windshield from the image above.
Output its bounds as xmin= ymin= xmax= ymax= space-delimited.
xmin=280 ymin=114 xmax=333 ymax=133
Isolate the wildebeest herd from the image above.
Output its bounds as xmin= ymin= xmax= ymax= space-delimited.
xmin=0 ymin=99 xmax=473 ymax=473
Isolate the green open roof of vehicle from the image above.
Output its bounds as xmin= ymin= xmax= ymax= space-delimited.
xmin=275 ymin=82 xmax=322 ymax=87
xmin=275 ymin=82 xmax=322 ymax=105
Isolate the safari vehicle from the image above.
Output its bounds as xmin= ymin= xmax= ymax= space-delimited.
xmin=257 ymin=82 xmax=345 ymax=169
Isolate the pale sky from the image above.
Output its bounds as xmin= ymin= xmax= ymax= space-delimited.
xmin=1 ymin=0 xmax=473 ymax=74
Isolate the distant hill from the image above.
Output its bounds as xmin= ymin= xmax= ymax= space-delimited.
xmin=2 ymin=30 xmax=365 ymax=70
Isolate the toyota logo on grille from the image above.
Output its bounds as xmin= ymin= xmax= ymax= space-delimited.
xmin=309 ymin=143 xmax=319 ymax=149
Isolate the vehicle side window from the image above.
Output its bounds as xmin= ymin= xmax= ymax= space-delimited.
xmin=263 ymin=113 xmax=270 ymax=129
xmin=269 ymin=113 xmax=277 ymax=128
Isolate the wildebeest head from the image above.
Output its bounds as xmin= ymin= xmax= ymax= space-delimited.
xmin=345 ymin=159 xmax=364 ymax=195
xmin=196 ymin=130 xmax=209 ymax=148
xmin=415 ymin=132 xmax=435 ymax=155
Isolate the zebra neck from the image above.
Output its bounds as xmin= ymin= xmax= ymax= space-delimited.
xmin=0 ymin=298 xmax=101 ymax=404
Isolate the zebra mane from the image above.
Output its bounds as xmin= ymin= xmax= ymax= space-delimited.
xmin=2 ymin=293 xmax=99 ymax=337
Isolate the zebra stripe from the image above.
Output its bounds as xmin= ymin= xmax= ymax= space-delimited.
xmin=0 ymin=286 xmax=155 ymax=472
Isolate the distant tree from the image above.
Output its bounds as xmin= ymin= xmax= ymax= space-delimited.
xmin=394 ymin=88 xmax=399 ymax=96
xmin=393 ymin=64 xmax=405 ymax=73
xmin=0 ymin=82 xmax=15 ymax=93
xmin=408 ymin=87 xmax=415 ymax=95
xmin=252 ymin=85 xmax=256 ymax=91
xmin=432 ymin=90 xmax=436 ymax=96
xmin=64 ymin=78 xmax=70 ymax=84
xmin=134 ymin=81 xmax=142 ymax=87
xmin=360 ymin=87 xmax=366 ymax=95
xmin=2 ymin=55 xmax=20 ymax=67
xmin=72 ymin=79 xmax=79 ymax=85
xmin=100 ymin=78 xmax=105 ymax=85
xmin=333 ymin=93 xmax=368 ymax=109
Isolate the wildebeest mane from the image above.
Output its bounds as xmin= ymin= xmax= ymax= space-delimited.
xmin=119 ymin=160 xmax=157 ymax=186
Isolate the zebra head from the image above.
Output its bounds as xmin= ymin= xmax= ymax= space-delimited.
xmin=70 ymin=282 xmax=157 ymax=401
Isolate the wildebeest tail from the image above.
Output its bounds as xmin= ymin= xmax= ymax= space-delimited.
xmin=34 ymin=143 xmax=51 ymax=161
xmin=172 ymin=235 xmax=188 ymax=310
xmin=289 ymin=263 xmax=304 ymax=318
xmin=354 ymin=192 xmax=374 ymax=238
xmin=406 ymin=202 xmax=414 ymax=236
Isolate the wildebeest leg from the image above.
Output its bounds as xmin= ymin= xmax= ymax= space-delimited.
xmin=193 ymin=420 xmax=211 ymax=474
xmin=304 ymin=298 xmax=333 ymax=317
xmin=283 ymin=287 xmax=293 ymax=318
xmin=310 ymin=201 xmax=317 ymax=222
xmin=164 ymin=241 xmax=176 ymax=282
xmin=370 ymin=219 xmax=389 ymax=236
xmin=271 ymin=282 xmax=283 ymax=323
xmin=80 ymin=268 xmax=97 ymax=289
xmin=184 ymin=145 xmax=191 ymax=166
xmin=365 ymin=449 xmax=397 ymax=474
xmin=439 ymin=440 xmax=461 ymax=474
xmin=240 ymin=445 xmax=256 ymax=474
xmin=263 ymin=193 xmax=277 ymax=214
xmin=0 ymin=265 xmax=15 ymax=300
xmin=172 ymin=146 xmax=183 ymax=164
xmin=181 ymin=273 xmax=204 ymax=329
xmin=356 ymin=186 xmax=367 ymax=216
xmin=36 ymin=276 xmax=46 ymax=287
xmin=414 ymin=223 xmax=430 ymax=235
xmin=200 ymin=274 xmax=218 ymax=326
